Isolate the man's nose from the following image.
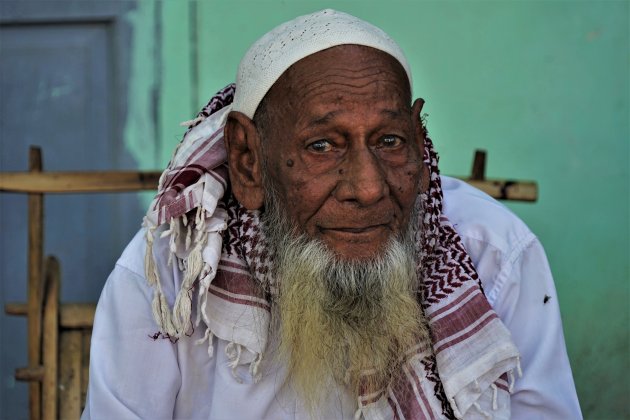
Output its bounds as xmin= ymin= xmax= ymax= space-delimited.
xmin=332 ymin=149 xmax=388 ymax=206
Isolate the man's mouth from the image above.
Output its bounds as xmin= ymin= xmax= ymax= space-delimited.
xmin=325 ymin=225 xmax=386 ymax=234
xmin=318 ymin=223 xmax=392 ymax=238
xmin=314 ymin=223 xmax=394 ymax=258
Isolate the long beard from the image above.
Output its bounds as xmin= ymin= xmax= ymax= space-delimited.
xmin=260 ymin=179 xmax=429 ymax=410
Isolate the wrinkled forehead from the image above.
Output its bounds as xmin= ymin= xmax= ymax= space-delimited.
xmin=265 ymin=45 xmax=412 ymax=113
xmin=232 ymin=9 xmax=412 ymax=119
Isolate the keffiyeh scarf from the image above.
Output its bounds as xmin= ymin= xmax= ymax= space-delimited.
xmin=143 ymin=84 xmax=520 ymax=419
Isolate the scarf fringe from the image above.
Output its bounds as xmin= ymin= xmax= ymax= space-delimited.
xmin=448 ymin=395 xmax=464 ymax=419
xmin=171 ymin=244 xmax=202 ymax=335
xmin=195 ymin=327 xmax=215 ymax=358
xmin=473 ymin=402 xmax=492 ymax=419
xmin=226 ymin=342 xmax=244 ymax=383
xmin=145 ymin=223 xmax=178 ymax=337
xmin=144 ymin=209 xmax=210 ymax=340
xmin=250 ymin=352 xmax=263 ymax=382
xmin=180 ymin=115 xmax=205 ymax=127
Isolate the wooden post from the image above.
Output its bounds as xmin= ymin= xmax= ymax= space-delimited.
xmin=471 ymin=149 xmax=487 ymax=181
xmin=27 ymin=146 xmax=44 ymax=420
xmin=59 ymin=331 xmax=82 ymax=419
xmin=81 ymin=330 xmax=92 ymax=413
xmin=42 ymin=256 xmax=59 ymax=420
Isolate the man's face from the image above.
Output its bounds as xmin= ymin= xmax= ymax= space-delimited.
xmin=259 ymin=45 xmax=424 ymax=260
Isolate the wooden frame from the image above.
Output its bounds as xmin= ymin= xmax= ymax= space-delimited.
xmin=2 ymin=147 xmax=153 ymax=420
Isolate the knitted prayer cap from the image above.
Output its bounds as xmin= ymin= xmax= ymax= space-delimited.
xmin=232 ymin=9 xmax=413 ymax=118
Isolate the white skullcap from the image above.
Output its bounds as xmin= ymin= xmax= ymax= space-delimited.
xmin=232 ymin=9 xmax=412 ymax=119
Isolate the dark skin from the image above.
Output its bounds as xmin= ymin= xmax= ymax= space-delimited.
xmin=225 ymin=45 xmax=429 ymax=260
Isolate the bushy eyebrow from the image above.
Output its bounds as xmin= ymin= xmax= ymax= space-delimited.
xmin=380 ymin=109 xmax=406 ymax=120
xmin=307 ymin=111 xmax=339 ymax=127
xmin=306 ymin=108 xmax=407 ymax=128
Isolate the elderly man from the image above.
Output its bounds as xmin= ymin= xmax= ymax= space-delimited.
xmin=83 ymin=9 xmax=581 ymax=419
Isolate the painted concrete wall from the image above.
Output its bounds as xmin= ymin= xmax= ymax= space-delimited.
xmin=86 ymin=1 xmax=630 ymax=418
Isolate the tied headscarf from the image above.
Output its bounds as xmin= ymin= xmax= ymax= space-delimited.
xmin=143 ymin=84 xmax=520 ymax=419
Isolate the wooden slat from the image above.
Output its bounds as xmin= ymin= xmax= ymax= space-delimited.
xmin=5 ymin=303 xmax=95 ymax=329
xmin=0 ymin=171 xmax=161 ymax=193
xmin=28 ymin=147 xmax=43 ymax=420
xmin=59 ymin=331 xmax=82 ymax=420
xmin=466 ymin=179 xmax=537 ymax=202
xmin=15 ymin=366 xmax=44 ymax=382
xmin=61 ymin=304 xmax=96 ymax=328
xmin=5 ymin=302 xmax=28 ymax=316
xmin=42 ymin=257 xmax=59 ymax=420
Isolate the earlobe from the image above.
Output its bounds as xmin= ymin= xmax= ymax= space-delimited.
xmin=411 ymin=98 xmax=430 ymax=193
xmin=224 ymin=111 xmax=265 ymax=210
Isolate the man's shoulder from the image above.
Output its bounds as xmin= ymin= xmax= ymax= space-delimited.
xmin=114 ymin=228 xmax=148 ymax=278
xmin=440 ymin=176 xmax=539 ymax=300
xmin=97 ymin=228 xmax=153 ymax=306
xmin=440 ymin=175 xmax=535 ymax=254
xmin=110 ymin=226 xmax=182 ymax=306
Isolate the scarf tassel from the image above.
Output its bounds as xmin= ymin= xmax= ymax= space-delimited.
xmin=195 ymin=327 xmax=215 ymax=359
xmin=144 ymin=212 xmax=210 ymax=339
xmin=491 ymin=383 xmax=498 ymax=410
xmin=226 ymin=342 xmax=244 ymax=383
xmin=473 ymin=402 xmax=492 ymax=419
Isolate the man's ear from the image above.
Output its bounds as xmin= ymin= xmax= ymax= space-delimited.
xmin=411 ymin=98 xmax=430 ymax=193
xmin=224 ymin=111 xmax=265 ymax=209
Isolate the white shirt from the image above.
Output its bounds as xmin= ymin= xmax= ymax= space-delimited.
xmin=82 ymin=176 xmax=582 ymax=419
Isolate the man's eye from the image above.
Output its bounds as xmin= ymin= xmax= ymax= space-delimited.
xmin=379 ymin=135 xmax=404 ymax=148
xmin=307 ymin=139 xmax=333 ymax=153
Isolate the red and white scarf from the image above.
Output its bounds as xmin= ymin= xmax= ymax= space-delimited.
xmin=144 ymin=84 xmax=520 ymax=419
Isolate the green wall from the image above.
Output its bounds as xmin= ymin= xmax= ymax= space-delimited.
xmin=123 ymin=1 xmax=629 ymax=418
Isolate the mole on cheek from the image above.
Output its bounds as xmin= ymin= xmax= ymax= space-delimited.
xmin=338 ymin=168 xmax=344 ymax=174
xmin=286 ymin=159 xmax=294 ymax=167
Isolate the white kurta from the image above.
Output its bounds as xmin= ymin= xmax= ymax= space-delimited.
xmin=82 ymin=176 xmax=582 ymax=419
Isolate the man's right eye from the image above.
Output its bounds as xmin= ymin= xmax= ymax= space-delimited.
xmin=307 ymin=139 xmax=333 ymax=153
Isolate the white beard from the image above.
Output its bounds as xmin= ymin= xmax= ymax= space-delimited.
xmin=260 ymin=180 xmax=429 ymax=409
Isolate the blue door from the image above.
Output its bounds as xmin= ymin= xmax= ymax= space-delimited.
xmin=0 ymin=2 xmax=143 ymax=417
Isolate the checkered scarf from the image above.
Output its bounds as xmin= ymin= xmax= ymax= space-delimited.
xmin=143 ymin=84 xmax=520 ymax=419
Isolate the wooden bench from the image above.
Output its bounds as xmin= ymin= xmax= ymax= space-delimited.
xmin=0 ymin=146 xmax=536 ymax=420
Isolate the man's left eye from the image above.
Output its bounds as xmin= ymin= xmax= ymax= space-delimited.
xmin=378 ymin=135 xmax=404 ymax=148
xmin=307 ymin=139 xmax=333 ymax=153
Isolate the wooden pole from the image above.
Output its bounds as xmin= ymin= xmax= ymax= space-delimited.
xmin=0 ymin=171 xmax=161 ymax=193
xmin=27 ymin=146 xmax=43 ymax=420
xmin=471 ymin=150 xmax=487 ymax=181
xmin=41 ymin=256 xmax=59 ymax=420
xmin=58 ymin=331 xmax=82 ymax=419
